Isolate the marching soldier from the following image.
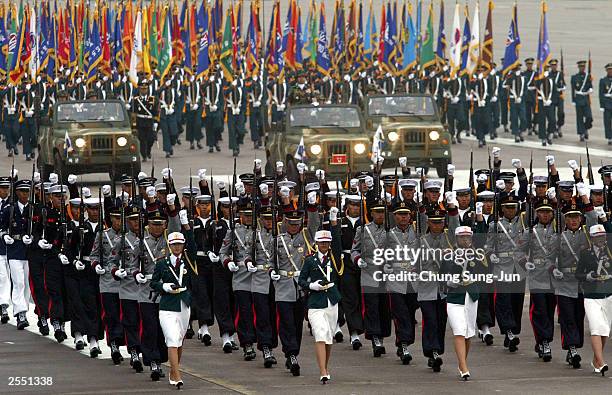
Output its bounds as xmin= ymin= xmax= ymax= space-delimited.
xmin=203 ymin=71 xmax=223 ymax=153
xmin=503 ymin=64 xmax=527 ymax=143
xmin=536 ymin=68 xmax=556 ymax=146
xmin=133 ymin=80 xmax=158 ymax=162
xmin=246 ymin=73 xmax=265 ymax=149
xmin=489 ymin=64 xmax=501 ymax=139
xmin=444 ymin=73 xmax=466 ymax=144
xmin=184 ymin=75 xmax=204 ymax=150
xmin=159 ymin=78 xmax=178 ymax=158
xmin=598 ymin=63 xmax=612 ymax=145
xmin=19 ymin=80 xmax=39 ymax=161
xmin=69 ymin=73 xmax=88 ymax=101
xmin=225 ymin=74 xmax=246 ymax=157
xmin=471 ymin=66 xmax=491 ymax=148
xmin=550 ymin=59 xmax=566 ymax=137
xmin=269 ymin=74 xmax=288 ymax=123
xmin=571 ymin=60 xmax=593 ymax=142
xmin=524 ymin=58 xmax=537 ymax=134
xmin=2 ymin=82 xmax=20 ymax=157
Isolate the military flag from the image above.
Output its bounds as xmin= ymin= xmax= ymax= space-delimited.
xmin=316 ymin=3 xmax=331 ymax=77
xmin=129 ymin=10 xmax=142 ymax=86
xmin=481 ymin=0 xmax=494 ymax=73
xmin=502 ymin=2 xmax=520 ymax=75
xmin=0 ymin=9 xmax=7 ymax=77
xmin=419 ymin=2 xmax=435 ymax=72
xmin=536 ymin=1 xmax=551 ymax=79
xmin=197 ymin=0 xmax=210 ymax=79
xmin=435 ymin=0 xmax=446 ymax=70
xmin=87 ymin=15 xmax=102 ymax=84
xmin=401 ymin=4 xmax=417 ymax=74
xmin=219 ymin=5 xmax=234 ymax=81
xmin=460 ymin=5 xmax=470 ymax=75
xmin=449 ymin=1 xmax=461 ymax=77
xmin=466 ymin=1 xmax=480 ymax=75
xmin=159 ymin=9 xmax=173 ymax=82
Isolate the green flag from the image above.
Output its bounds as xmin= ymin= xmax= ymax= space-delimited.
xmin=419 ymin=4 xmax=435 ymax=71
xmin=149 ymin=7 xmax=159 ymax=68
xmin=159 ymin=10 xmax=173 ymax=81
xmin=219 ymin=12 xmax=234 ymax=82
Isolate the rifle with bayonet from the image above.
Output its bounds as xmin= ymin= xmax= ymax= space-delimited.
xmin=78 ymin=184 xmax=85 ymax=264
xmin=526 ymin=152 xmax=534 ymax=262
xmin=98 ymin=186 xmax=104 ymax=271
xmin=8 ymin=156 xmax=15 ymax=237
xmin=602 ymin=161 xmax=610 ymax=215
xmin=251 ymin=162 xmax=259 ymax=267
xmin=468 ymin=150 xmax=475 ymax=228
xmin=118 ymin=192 xmax=126 ymax=270
xmin=490 ymin=149 xmax=498 ymax=254
xmin=27 ymin=162 xmax=35 ymax=237
xmin=272 ymin=174 xmax=279 ymax=272
xmin=40 ymin=165 xmax=48 ymax=240
xmin=166 ymin=160 xmax=180 ymax=207
xmin=59 ymin=168 xmax=68 ymax=254
xmin=586 ymin=143 xmax=595 ymax=185
xmin=228 ymin=166 xmax=238 ymax=267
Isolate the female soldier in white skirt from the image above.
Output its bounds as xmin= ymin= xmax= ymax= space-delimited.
xmin=298 ymin=228 xmax=342 ymax=384
xmin=576 ymin=224 xmax=612 ymax=376
xmin=151 ymin=229 xmax=197 ymax=389
xmin=443 ymin=222 xmax=487 ymax=381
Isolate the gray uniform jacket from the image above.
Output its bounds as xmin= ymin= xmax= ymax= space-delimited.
xmin=91 ymin=227 xmax=119 ymax=294
xmin=550 ymin=227 xmax=590 ymax=298
xmin=385 ymin=225 xmax=417 ymax=294
xmin=351 ymin=222 xmax=388 ymax=290
xmin=220 ymin=223 xmax=253 ymax=292
xmin=111 ymin=230 xmax=141 ymax=301
xmin=485 ymin=216 xmax=526 ymax=282
xmin=515 ymin=222 xmax=555 ymax=291
xmin=247 ymin=227 xmax=274 ymax=295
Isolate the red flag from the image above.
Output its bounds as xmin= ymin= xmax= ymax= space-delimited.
xmin=378 ymin=4 xmax=386 ymax=64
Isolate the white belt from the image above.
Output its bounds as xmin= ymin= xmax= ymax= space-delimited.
xmin=497 ymin=252 xmax=514 ymax=258
xmin=136 ymin=114 xmax=153 ymax=119
xmin=279 ymin=270 xmax=300 ymax=278
xmin=256 ymin=264 xmax=271 ymax=271
xmin=197 ymin=251 xmax=207 ymax=257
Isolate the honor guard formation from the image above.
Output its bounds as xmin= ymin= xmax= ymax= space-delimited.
xmin=1 ymin=0 xmax=612 ymax=390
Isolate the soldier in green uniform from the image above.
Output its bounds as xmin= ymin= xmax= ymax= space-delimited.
xmin=571 ymin=60 xmax=593 ymax=142
xmin=598 ymin=63 xmax=612 ymax=145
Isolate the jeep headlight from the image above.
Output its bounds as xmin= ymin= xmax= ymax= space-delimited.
xmin=310 ymin=144 xmax=322 ymax=155
xmin=354 ymin=143 xmax=366 ymax=154
xmin=75 ymin=138 xmax=86 ymax=148
xmin=388 ymin=131 xmax=399 ymax=142
xmin=117 ymin=136 xmax=128 ymax=147
xmin=429 ymin=131 xmax=440 ymax=141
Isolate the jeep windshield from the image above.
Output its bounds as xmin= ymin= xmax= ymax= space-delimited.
xmin=288 ymin=107 xmax=361 ymax=130
xmin=367 ymin=96 xmax=436 ymax=117
xmin=56 ymin=102 xmax=127 ymax=124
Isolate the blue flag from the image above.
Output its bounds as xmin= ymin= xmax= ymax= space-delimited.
xmin=435 ymin=0 xmax=446 ymax=67
xmin=502 ymin=4 xmax=521 ymax=75
xmin=536 ymin=2 xmax=550 ymax=79
xmin=87 ymin=17 xmax=102 ymax=84
xmin=47 ymin=8 xmax=56 ymax=82
xmin=0 ymin=12 xmax=7 ymax=76
xmin=197 ymin=2 xmax=210 ymax=79
xmin=295 ymin=10 xmax=304 ymax=69
xmin=316 ymin=5 xmax=331 ymax=76
xmin=460 ymin=10 xmax=471 ymax=75
xmin=364 ymin=4 xmax=372 ymax=62
xmin=112 ymin=12 xmax=123 ymax=74
xmin=401 ymin=10 xmax=417 ymax=73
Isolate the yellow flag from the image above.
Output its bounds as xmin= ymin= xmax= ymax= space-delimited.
xmin=142 ymin=6 xmax=151 ymax=75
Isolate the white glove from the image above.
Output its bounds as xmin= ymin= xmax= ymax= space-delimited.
xmin=270 ymin=270 xmax=281 ymax=281
xmin=179 ymin=209 xmax=189 ymax=225
xmin=545 ymin=155 xmax=555 ymax=166
xmin=197 ymin=168 xmax=207 ymax=180
xmin=475 ymin=202 xmax=483 ymax=215
xmin=166 ymin=193 xmax=176 ymax=204
xmin=102 ymin=185 xmax=111 ymax=197
xmin=309 ymin=280 xmax=326 ymax=291
xmin=492 ymin=147 xmax=501 ymax=158
xmin=114 ymin=268 xmax=127 ymax=279
xmin=496 ymin=180 xmax=506 ymax=190
xmin=246 ymin=261 xmax=257 ymax=273
xmin=586 ymin=271 xmax=598 ymax=282
xmin=146 ymin=186 xmax=156 ymax=198
xmin=297 ymin=162 xmax=306 ymax=175
xmin=49 ymin=173 xmax=59 ymax=184
xmin=33 ymin=172 xmax=41 ymax=183
xmin=3 ymin=235 xmax=14 ymax=245
xmin=276 ymin=161 xmax=284 ymax=173
xmin=228 ymin=261 xmax=239 ymax=272
xmin=525 ymin=261 xmax=536 ymax=271
xmin=350 ymin=178 xmax=359 ymax=190
xmin=329 ymin=207 xmax=339 ymax=221
xmin=67 ymin=174 xmax=77 ymax=184
xmin=315 ymin=169 xmax=325 ymax=180
xmin=280 ymin=186 xmax=290 ymax=198
xmin=235 ymin=182 xmax=245 ymax=196
xmin=193 ymin=103 xmax=199 ymax=111
xmin=75 ymin=260 xmax=85 ymax=271
xmin=137 ymin=171 xmax=147 ymax=180
xmin=22 ymin=235 xmax=32 ymax=245
xmin=365 ymin=176 xmax=374 ymax=188
xmin=38 ymin=239 xmax=52 ymax=249
xmin=215 ymin=180 xmax=226 ymax=190
xmin=135 ymin=272 xmax=147 ymax=284
xmin=371 ymin=154 xmax=384 ymax=165
xmin=546 ymin=187 xmax=556 ymax=200
xmin=451 ymin=96 xmax=460 ymax=104
xmin=208 ymin=251 xmax=219 ymax=263
xmin=447 ymin=164 xmax=455 ymax=176
xmin=447 ymin=278 xmax=460 ymax=288
xmin=491 ymin=96 xmax=498 ymax=103
xmin=357 ymin=258 xmax=367 ymax=269
xmin=59 ymin=254 xmax=70 ymax=265
xmin=254 ymin=159 xmax=262 ymax=171
xmin=415 ymin=167 xmax=424 ymax=177
xmin=568 ymin=160 xmax=579 ymax=171
xmin=162 ymin=283 xmax=179 ymax=293
xmin=259 ymin=183 xmax=269 ymax=195
xmin=576 ymin=182 xmax=588 ymax=197
xmin=153 ymin=122 xmax=158 ymax=131
xmin=489 ymin=254 xmax=500 ymax=264
xmin=399 ymin=157 xmax=407 ymax=168
xmin=445 ymin=191 xmax=457 ymax=204
xmin=511 ymin=159 xmax=522 ymax=169
xmin=383 ymin=264 xmax=393 ymax=274
xmin=594 ymin=206 xmax=607 ymax=219
xmin=161 ymin=167 xmax=173 ymax=179
xmin=95 ymin=264 xmax=106 ymax=275
xmin=307 ymin=191 xmax=317 ymax=205
xmin=552 ymin=268 xmax=564 ymax=280
xmin=477 ymin=173 xmax=488 ymax=183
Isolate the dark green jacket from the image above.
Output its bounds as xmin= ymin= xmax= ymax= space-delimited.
xmin=150 ymin=229 xmax=197 ymax=312
xmin=576 ymin=245 xmax=612 ymax=299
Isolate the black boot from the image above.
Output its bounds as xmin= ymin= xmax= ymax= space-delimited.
xmin=38 ymin=316 xmax=49 ymax=335
xmin=566 ymin=346 xmax=581 ymax=369
xmin=150 ymin=361 xmax=161 ymax=381
xmin=289 ymin=355 xmax=300 ymax=376
xmin=541 ymin=340 xmax=552 ymax=362
xmin=351 ymin=338 xmax=363 ymax=350
xmin=334 ymin=330 xmax=344 ymax=343
xmin=197 ymin=141 xmax=203 ymax=149
xmin=1 ymin=305 xmax=8 ymax=324
xmin=372 ymin=336 xmax=386 ymax=357
xmin=190 ymin=142 xmax=195 ymax=150
xmin=16 ymin=312 xmax=29 ymax=330
xmin=506 ymin=330 xmax=520 ymax=352
xmin=53 ymin=321 xmax=67 ymax=343
xmin=200 ymin=333 xmax=212 ymax=346
xmin=185 ymin=326 xmax=195 ymax=339
xmin=399 ymin=342 xmax=412 ymax=365
xmin=243 ymin=344 xmax=256 ymax=361
xmin=263 ymin=345 xmax=275 ymax=368
xmin=130 ymin=349 xmax=143 ymax=372
xmin=208 ymin=146 xmax=214 ymax=153
xmin=431 ymin=351 xmax=443 ymax=372
xmin=111 ymin=341 xmax=122 ymax=365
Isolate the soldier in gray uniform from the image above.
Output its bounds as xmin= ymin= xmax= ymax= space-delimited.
xmin=133 ymin=210 xmax=180 ymax=381
xmin=270 ymin=209 xmax=319 ymax=371
xmin=352 ymin=198 xmax=392 ymax=357
xmin=110 ymin=206 xmax=145 ymax=373
xmin=91 ymin=207 xmax=124 ymax=365
xmin=485 ymin=193 xmax=526 ymax=353
xmin=417 ymin=192 xmax=459 ymax=373
xmin=548 ymin=203 xmax=590 ymax=369
xmin=246 ymin=206 xmax=283 ymax=372
xmin=385 ymin=201 xmax=418 ymax=365
xmin=515 ymin=199 xmax=557 ymax=362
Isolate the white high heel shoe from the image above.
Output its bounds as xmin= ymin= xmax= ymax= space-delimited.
xmin=591 ymin=362 xmax=609 ymax=376
xmin=459 ymin=369 xmax=470 ymax=381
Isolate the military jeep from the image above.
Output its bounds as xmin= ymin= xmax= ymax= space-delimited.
xmin=266 ymin=104 xmax=371 ymax=179
xmin=363 ymin=93 xmax=452 ymax=177
xmin=37 ymin=100 xmax=141 ymax=180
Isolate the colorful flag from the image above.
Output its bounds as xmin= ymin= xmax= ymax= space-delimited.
xmin=460 ymin=5 xmax=470 ymax=75
xmin=481 ymin=0 xmax=494 ymax=73
xmin=8 ymin=4 xmax=26 ymax=84
xmin=159 ymin=9 xmax=173 ymax=82
xmin=502 ymin=2 xmax=520 ymax=75
xmin=466 ymin=1 xmax=480 ymax=75
xmin=87 ymin=15 xmax=102 ymax=84
xmin=294 ymin=136 xmax=306 ymax=161
xmin=181 ymin=5 xmax=193 ymax=74
xmin=401 ymin=5 xmax=417 ymax=74
xmin=29 ymin=5 xmax=38 ymax=80
xmin=536 ymin=1 xmax=550 ymax=79
xmin=295 ymin=7 xmax=304 ymax=69
xmin=449 ymin=2 xmax=461 ymax=77
xmin=112 ymin=9 xmax=123 ymax=73
xmin=419 ymin=3 xmax=435 ymax=72
xmin=219 ymin=7 xmax=234 ymax=81
xmin=64 ymin=130 xmax=74 ymax=155
xmin=316 ymin=3 xmax=331 ymax=76
xmin=129 ymin=10 xmax=142 ymax=86
xmin=364 ymin=0 xmax=373 ymax=62
xmin=435 ymin=0 xmax=446 ymax=70
xmin=0 ymin=10 xmax=7 ymax=77
xmin=196 ymin=0 xmax=210 ymax=79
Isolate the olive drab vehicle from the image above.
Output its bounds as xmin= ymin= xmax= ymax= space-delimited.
xmin=265 ymin=104 xmax=372 ymax=180
xmin=363 ymin=93 xmax=452 ymax=177
xmin=37 ymin=100 xmax=141 ymax=180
